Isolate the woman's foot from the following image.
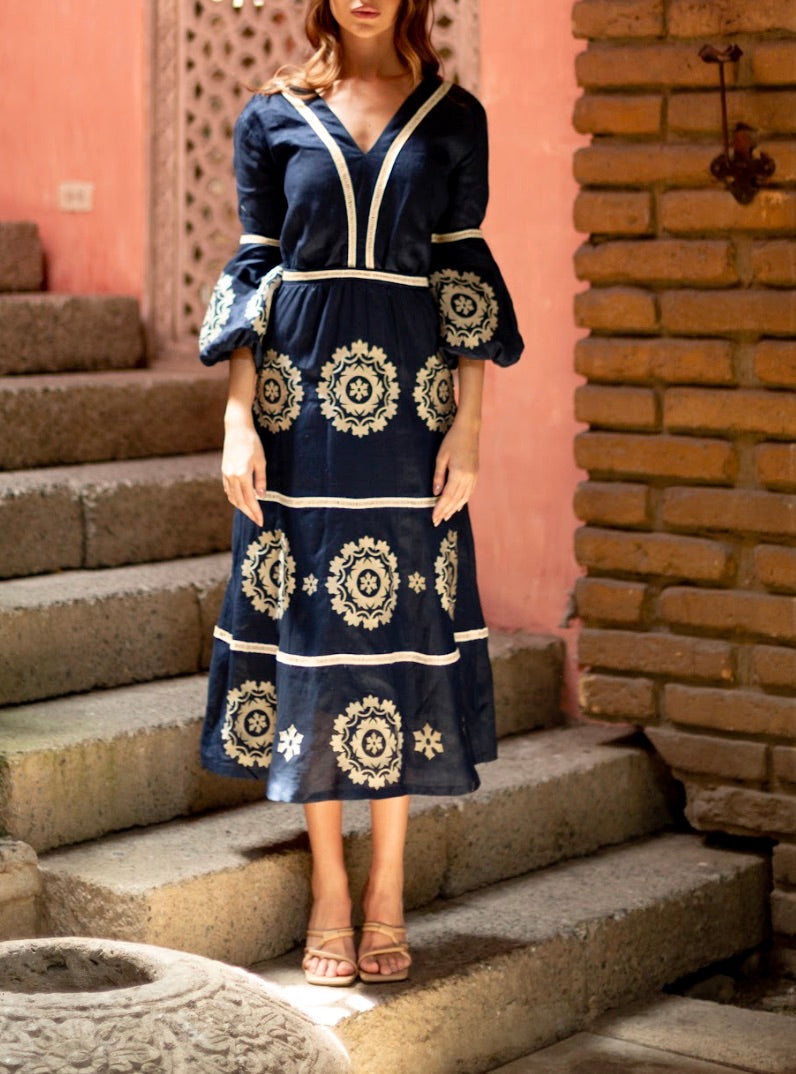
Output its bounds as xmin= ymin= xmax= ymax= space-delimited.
xmin=358 ymin=881 xmax=411 ymax=980
xmin=304 ymin=895 xmax=357 ymax=982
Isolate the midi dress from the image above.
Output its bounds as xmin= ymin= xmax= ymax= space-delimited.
xmin=198 ymin=71 xmax=524 ymax=803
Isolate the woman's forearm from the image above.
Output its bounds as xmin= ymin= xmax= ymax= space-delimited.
xmin=455 ymin=357 xmax=485 ymax=429
xmin=224 ymin=347 xmax=258 ymax=427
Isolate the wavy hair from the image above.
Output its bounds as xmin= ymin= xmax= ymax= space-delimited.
xmin=260 ymin=0 xmax=442 ymax=97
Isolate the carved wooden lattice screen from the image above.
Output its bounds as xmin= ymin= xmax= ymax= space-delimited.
xmin=149 ymin=0 xmax=480 ymax=357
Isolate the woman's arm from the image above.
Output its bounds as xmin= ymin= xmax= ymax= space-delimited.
xmin=431 ymin=357 xmax=485 ymax=527
xmin=221 ymin=347 xmax=266 ymax=527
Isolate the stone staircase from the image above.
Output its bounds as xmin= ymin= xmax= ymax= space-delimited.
xmin=0 ymin=222 xmax=772 ymax=1074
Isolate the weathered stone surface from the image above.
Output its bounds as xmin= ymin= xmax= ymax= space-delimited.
xmin=0 ymin=553 xmax=230 ymax=704
xmin=0 ymin=294 xmax=143 ymax=374
xmin=0 ymin=937 xmax=349 ymax=1073
xmin=0 ymin=368 xmax=226 ymax=470
xmin=38 ymin=727 xmax=675 ymax=965
xmin=0 ymin=840 xmax=40 ymax=941
xmin=0 ymin=222 xmax=43 ymax=292
xmin=0 ymin=471 xmax=83 ymax=578
xmin=489 ymin=631 xmax=564 ymax=735
xmin=255 ymin=834 xmax=767 ymax=1074
xmin=685 ymin=782 xmax=796 ymax=839
xmin=492 ymin=1033 xmax=746 ymax=1073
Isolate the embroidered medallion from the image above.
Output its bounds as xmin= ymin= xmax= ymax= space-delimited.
xmin=330 ymin=695 xmax=403 ymax=789
xmin=254 ymin=349 xmax=304 ymax=433
xmin=246 ymin=264 xmax=284 ymax=339
xmin=413 ymin=722 xmax=444 ymax=760
xmin=277 ymin=724 xmax=304 ymax=762
xmin=435 ymin=528 xmax=458 ymax=619
xmin=221 ymin=679 xmax=277 ymax=769
xmin=199 ymin=273 xmax=235 ymax=350
xmin=318 ymin=339 xmax=399 ymax=437
xmin=430 ymin=269 xmax=498 ymax=348
xmin=326 ymin=536 xmax=400 ymax=630
xmin=241 ymin=528 xmax=297 ymax=619
xmin=413 ymin=354 xmax=456 ymax=432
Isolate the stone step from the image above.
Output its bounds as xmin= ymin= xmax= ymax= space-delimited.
xmin=0 ymin=294 xmax=144 ymax=374
xmin=0 ymin=367 xmax=225 ymax=470
xmin=0 ymin=553 xmax=230 ymax=706
xmin=0 ymin=452 xmax=230 ymax=579
xmin=38 ymin=725 xmax=676 ymax=961
xmin=0 ymin=222 xmax=43 ymax=292
xmin=254 ymin=834 xmax=768 ymax=1074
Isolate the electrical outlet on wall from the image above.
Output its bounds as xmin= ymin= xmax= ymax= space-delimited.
xmin=58 ymin=181 xmax=94 ymax=212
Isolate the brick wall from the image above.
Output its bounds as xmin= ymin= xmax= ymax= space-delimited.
xmin=571 ymin=0 xmax=796 ymax=972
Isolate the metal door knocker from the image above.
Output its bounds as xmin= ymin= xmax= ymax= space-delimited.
xmin=699 ymin=43 xmax=776 ymax=204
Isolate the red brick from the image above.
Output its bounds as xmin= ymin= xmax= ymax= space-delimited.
xmin=575 ymin=337 xmax=734 ymax=385
xmin=752 ymin=41 xmax=796 ymax=85
xmin=573 ymin=0 xmax=664 ymax=38
xmin=579 ymin=627 xmax=734 ymax=681
xmin=754 ymin=342 xmax=796 ymax=388
xmin=574 ymin=191 xmax=653 ymax=235
xmin=669 ymin=91 xmax=796 ymax=135
xmin=752 ymin=644 xmax=796 ymax=689
xmin=575 ymin=240 xmax=737 ymax=286
xmin=773 ymin=746 xmax=796 ymax=786
xmin=575 ymin=287 xmax=658 ymax=332
xmin=660 ymin=586 xmax=796 ymax=643
xmin=774 ymin=841 xmax=796 ymax=885
xmin=575 ymin=431 xmax=737 ymax=483
xmin=667 ymin=682 xmax=796 ymax=738
xmin=772 ymin=890 xmax=796 ymax=937
xmin=578 ymin=671 xmax=656 ymax=720
xmin=573 ymin=94 xmax=663 ymax=135
xmin=575 ymin=384 xmax=659 ymax=430
xmin=576 ymin=526 xmax=733 ymax=582
xmin=662 ymin=191 xmax=796 ymax=234
xmin=669 ymin=0 xmax=796 ymax=35
xmin=574 ymin=481 xmax=651 ymax=527
xmin=685 ymin=783 xmax=796 ymax=839
xmin=756 ymin=443 xmax=796 ymax=491
xmin=665 ymin=388 xmax=796 ymax=439
xmin=755 ymin=545 xmax=796 ymax=593
xmin=573 ymin=143 xmax=714 ymax=187
xmin=575 ymin=576 xmax=648 ymax=624
xmin=760 ymin=141 xmax=796 ymax=183
xmin=662 ymin=488 xmax=796 ymax=537
xmin=751 ymin=242 xmax=796 ymax=286
xmin=646 ymin=726 xmax=767 ymax=781
xmin=576 ymin=44 xmax=722 ymax=88
xmin=661 ymin=291 xmax=796 ymax=336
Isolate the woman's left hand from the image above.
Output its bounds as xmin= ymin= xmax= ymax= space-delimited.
xmin=432 ymin=415 xmax=480 ymax=527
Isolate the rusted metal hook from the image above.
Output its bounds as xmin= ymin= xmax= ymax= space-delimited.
xmin=698 ymin=43 xmax=775 ymax=204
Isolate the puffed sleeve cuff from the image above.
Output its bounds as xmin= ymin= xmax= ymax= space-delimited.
xmin=198 ymin=241 xmax=283 ymax=369
xmin=429 ymin=231 xmax=524 ymax=368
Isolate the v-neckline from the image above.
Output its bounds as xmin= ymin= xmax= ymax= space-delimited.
xmin=312 ymin=74 xmax=437 ymax=157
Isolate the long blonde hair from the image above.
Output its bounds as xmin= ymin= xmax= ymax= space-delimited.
xmin=260 ymin=0 xmax=442 ymax=97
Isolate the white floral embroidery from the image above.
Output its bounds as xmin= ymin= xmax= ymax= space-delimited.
xmin=435 ymin=528 xmax=458 ymax=619
xmin=246 ymin=264 xmax=284 ymax=338
xmin=221 ymin=679 xmax=277 ymax=769
xmin=430 ymin=269 xmax=498 ymax=349
xmin=413 ymin=354 xmax=456 ymax=432
xmin=413 ymin=722 xmax=444 ymax=760
xmin=407 ymin=572 xmax=427 ymax=593
xmin=254 ymin=349 xmax=304 ymax=433
xmin=302 ymin=574 xmax=319 ymax=595
xmin=241 ymin=529 xmax=297 ymax=619
xmin=330 ymin=695 xmax=403 ymax=789
xmin=199 ymin=273 xmax=235 ymax=350
xmin=326 ymin=536 xmax=400 ymax=630
xmin=318 ymin=339 xmax=399 ymax=437
xmin=277 ymin=724 xmax=304 ymax=762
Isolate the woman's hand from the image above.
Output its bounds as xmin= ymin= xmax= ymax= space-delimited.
xmin=222 ymin=418 xmax=266 ymax=526
xmin=432 ymin=414 xmax=480 ymax=527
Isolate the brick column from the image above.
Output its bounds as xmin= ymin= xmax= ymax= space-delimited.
xmin=572 ymin=0 xmax=796 ymax=972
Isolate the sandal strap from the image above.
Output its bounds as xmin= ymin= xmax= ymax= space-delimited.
xmin=305 ymin=926 xmax=354 ymax=946
xmin=303 ymin=946 xmax=356 ymax=965
xmin=357 ymin=944 xmax=411 ymax=963
xmin=360 ymin=921 xmax=406 ymax=944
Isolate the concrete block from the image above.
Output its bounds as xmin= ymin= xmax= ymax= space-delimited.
xmin=0 ymin=368 xmax=226 ymax=470
xmin=0 ymin=471 xmax=83 ymax=578
xmin=492 ymin=1033 xmax=746 ymax=1073
xmin=0 ymin=839 xmax=40 ymax=940
xmin=0 ymin=222 xmax=43 ymax=292
xmin=490 ymin=631 xmax=565 ymax=735
xmin=0 ymin=294 xmax=143 ymax=374
xmin=0 ymin=553 xmax=230 ymax=704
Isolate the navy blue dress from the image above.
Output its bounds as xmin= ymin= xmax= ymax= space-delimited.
xmin=198 ymin=72 xmax=523 ymax=802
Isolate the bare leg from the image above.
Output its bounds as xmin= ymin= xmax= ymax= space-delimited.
xmin=359 ymin=795 xmax=411 ymax=977
xmin=303 ymin=800 xmax=356 ymax=980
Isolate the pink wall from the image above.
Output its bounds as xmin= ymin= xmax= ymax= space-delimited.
xmin=474 ymin=1 xmax=587 ymax=712
xmin=0 ymin=0 xmax=147 ymax=297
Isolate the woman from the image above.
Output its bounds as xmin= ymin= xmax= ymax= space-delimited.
xmin=198 ymin=0 xmax=523 ymax=986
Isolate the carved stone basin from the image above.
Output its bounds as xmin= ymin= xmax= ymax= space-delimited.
xmin=0 ymin=937 xmax=349 ymax=1073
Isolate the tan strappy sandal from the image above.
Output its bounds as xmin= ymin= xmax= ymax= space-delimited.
xmin=302 ymin=926 xmax=357 ymax=987
xmin=357 ymin=921 xmax=412 ymax=983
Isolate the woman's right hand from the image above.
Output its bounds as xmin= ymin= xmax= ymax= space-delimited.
xmin=221 ymin=418 xmax=266 ymax=527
